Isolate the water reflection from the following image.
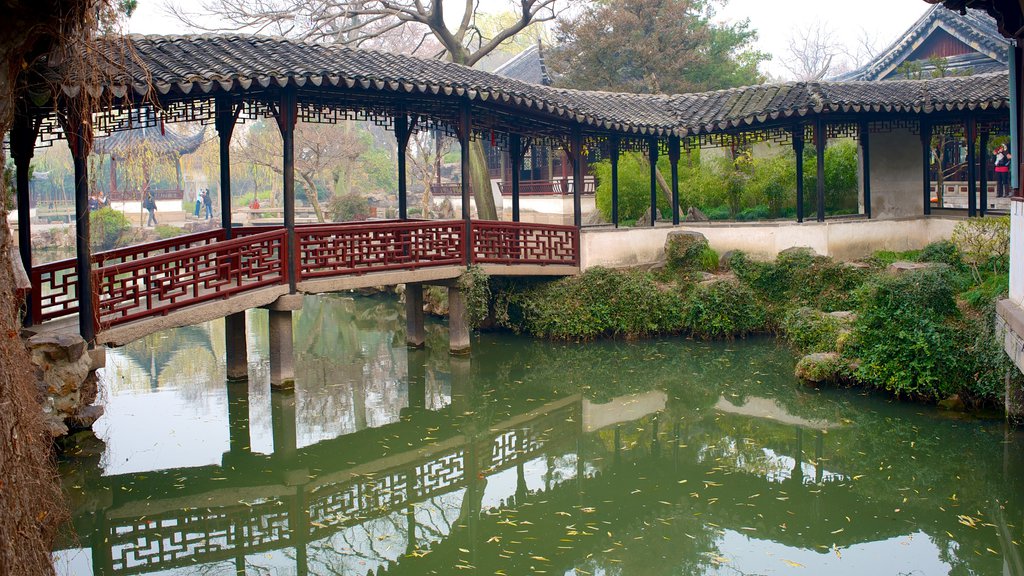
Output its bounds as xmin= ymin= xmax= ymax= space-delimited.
xmin=55 ymin=295 xmax=1024 ymax=576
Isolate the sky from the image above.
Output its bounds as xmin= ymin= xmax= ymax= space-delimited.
xmin=126 ymin=0 xmax=938 ymax=80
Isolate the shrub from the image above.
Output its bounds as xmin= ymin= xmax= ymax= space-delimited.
xmin=951 ymin=217 xmax=1009 ymax=282
xmin=916 ymin=240 xmax=962 ymax=267
xmin=457 ymin=266 xmax=491 ymax=329
xmin=781 ymin=307 xmax=850 ymax=353
xmin=89 ymin=207 xmax=131 ymax=251
xmin=327 ymin=193 xmax=370 ymax=222
xmin=665 ymin=232 xmax=711 ymax=273
xmin=494 ymin=267 xmax=685 ymax=340
xmin=682 ymin=279 xmax=765 ymax=339
xmin=154 ymin=225 xmax=185 ymax=239
xmin=847 ymin=268 xmax=962 ymax=399
xmin=593 ymin=152 xmax=671 ymax=223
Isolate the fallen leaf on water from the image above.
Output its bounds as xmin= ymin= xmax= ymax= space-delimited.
xmin=783 ymin=559 xmax=805 ymax=568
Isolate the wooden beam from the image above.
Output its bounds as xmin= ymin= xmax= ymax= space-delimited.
xmin=792 ymin=125 xmax=805 ymax=223
xmin=859 ymin=121 xmax=871 ymax=219
xmin=669 ymin=136 xmax=681 ymax=225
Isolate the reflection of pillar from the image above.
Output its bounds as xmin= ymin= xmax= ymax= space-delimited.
xmin=406 ymin=502 xmax=417 ymax=555
xmin=271 ymin=389 xmax=298 ymax=462
xmin=515 ymin=462 xmax=527 ymax=505
xmin=292 ymin=485 xmax=308 ymax=576
xmin=225 ymin=312 xmax=248 ymax=381
xmin=650 ymin=416 xmax=660 ymax=460
xmin=407 ymin=348 xmax=427 ymax=411
xmin=450 ymin=356 xmax=472 ymax=415
xmin=815 ymin=430 xmax=824 ymax=484
xmin=614 ymin=425 xmax=622 ymax=466
xmin=791 ymin=427 xmax=804 ymax=485
xmin=448 ymin=286 xmax=471 ymax=354
xmin=352 ymin=377 xmax=367 ymax=431
xmin=406 ymin=283 xmax=425 ymax=348
xmin=226 ymin=381 xmax=251 ymax=457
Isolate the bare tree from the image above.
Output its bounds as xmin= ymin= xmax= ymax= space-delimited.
xmin=781 ymin=22 xmax=843 ymax=81
xmin=167 ymin=0 xmax=565 ymax=219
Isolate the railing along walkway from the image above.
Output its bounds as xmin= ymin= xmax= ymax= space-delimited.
xmin=30 ymin=219 xmax=579 ymax=337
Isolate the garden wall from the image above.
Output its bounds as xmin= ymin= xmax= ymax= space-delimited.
xmin=580 ymin=216 xmax=960 ymax=268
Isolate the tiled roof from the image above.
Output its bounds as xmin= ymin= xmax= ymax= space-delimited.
xmin=93 ymin=124 xmax=206 ymax=158
xmin=834 ymin=5 xmax=1008 ymax=81
xmin=493 ymin=44 xmax=551 ymax=86
xmin=47 ymin=34 xmax=1010 ymax=139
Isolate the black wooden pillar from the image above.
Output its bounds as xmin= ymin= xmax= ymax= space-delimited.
xmin=669 ymin=136 xmax=681 ymax=225
xmin=966 ymin=115 xmax=978 ymax=217
xmin=459 ymin=102 xmax=472 ymax=224
xmin=66 ymin=104 xmax=95 ymax=343
xmin=276 ymin=87 xmax=298 ymax=292
xmin=215 ymin=96 xmax=238 ymax=237
xmin=10 ymin=105 xmax=38 ymax=326
xmin=509 ymin=134 xmax=523 ymax=222
xmin=859 ymin=120 xmax=871 ymax=219
xmin=395 ymin=112 xmax=411 ymax=220
xmin=792 ymin=125 xmax=805 ymax=223
xmin=980 ymin=128 xmax=990 ymax=216
xmin=571 ymin=125 xmax=583 ymax=228
xmin=648 ymin=138 xmax=659 ymax=226
xmin=814 ymin=118 xmax=826 ymax=222
xmin=610 ymin=135 xmax=620 ymax=228
xmin=921 ymin=120 xmax=932 ymax=215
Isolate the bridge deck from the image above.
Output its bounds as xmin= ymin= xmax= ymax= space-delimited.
xmin=28 ymin=219 xmax=579 ymax=344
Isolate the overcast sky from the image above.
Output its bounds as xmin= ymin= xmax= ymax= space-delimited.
xmin=127 ymin=0 xmax=941 ymax=80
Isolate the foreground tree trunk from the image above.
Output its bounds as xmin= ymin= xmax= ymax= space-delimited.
xmin=468 ymin=141 xmax=497 ymax=220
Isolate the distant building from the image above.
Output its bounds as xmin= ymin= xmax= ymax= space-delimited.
xmin=834 ymin=5 xmax=1009 ymax=81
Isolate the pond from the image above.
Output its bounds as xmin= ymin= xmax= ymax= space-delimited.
xmin=53 ymin=294 xmax=1024 ymax=576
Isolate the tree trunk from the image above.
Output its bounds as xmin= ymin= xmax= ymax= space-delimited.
xmin=468 ymin=141 xmax=497 ymax=220
xmin=639 ymin=154 xmax=677 ymax=219
xmin=298 ymin=171 xmax=326 ymax=223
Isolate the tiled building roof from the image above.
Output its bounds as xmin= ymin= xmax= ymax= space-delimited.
xmin=834 ymin=5 xmax=1008 ymax=81
xmin=493 ymin=44 xmax=552 ymax=86
xmin=92 ymin=124 xmax=206 ymax=159
xmin=43 ymin=34 xmax=1011 ymax=139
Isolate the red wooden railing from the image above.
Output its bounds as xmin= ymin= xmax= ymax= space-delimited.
xmin=496 ymin=178 xmax=596 ymax=196
xmin=92 ymin=229 xmax=287 ymax=330
xmin=31 ymin=229 xmax=226 ymax=324
xmin=297 ymin=220 xmax=465 ymax=279
xmin=471 ymin=221 xmax=579 ymax=266
xmin=30 ymin=220 xmax=579 ymax=333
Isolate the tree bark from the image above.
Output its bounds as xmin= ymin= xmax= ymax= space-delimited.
xmin=298 ymin=171 xmax=327 ymax=223
xmin=639 ymin=154 xmax=677 ymax=219
xmin=468 ymin=141 xmax=497 ymax=220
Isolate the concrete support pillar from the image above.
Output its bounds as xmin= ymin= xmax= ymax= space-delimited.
xmin=264 ymin=293 xmax=303 ymax=389
xmin=269 ymin=310 xmax=295 ymax=389
xmin=225 ymin=312 xmax=248 ymax=381
xmin=448 ymin=286 xmax=471 ymax=354
xmin=406 ymin=283 xmax=425 ymax=348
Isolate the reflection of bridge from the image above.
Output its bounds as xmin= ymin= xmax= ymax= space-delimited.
xmin=61 ymin=375 xmax=1024 ymax=576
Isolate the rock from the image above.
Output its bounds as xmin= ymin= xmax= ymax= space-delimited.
xmin=28 ymin=333 xmax=87 ymax=364
xmin=779 ymin=246 xmax=819 ymax=258
xmin=827 ymin=311 xmax=857 ymax=322
xmin=664 ymin=230 xmax=709 ymax=272
xmin=68 ymin=405 xmax=105 ymax=431
xmin=938 ymin=394 xmax=966 ymax=411
xmin=718 ymin=250 xmax=739 ymax=272
xmin=685 ymin=206 xmax=708 ymax=221
xmin=636 ymin=207 xmax=663 ymax=226
xmin=27 ymin=331 xmax=101 ymax=436
xmin=583 ymin=210 xmax=609 ymax=226
xmin=794 ymin=352 xmax=845 ymax=384
xmin=888 ymin=261 xmax=938 ymax=274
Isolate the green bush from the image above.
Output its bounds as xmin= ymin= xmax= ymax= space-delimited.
xmin=154 ymin=225 xmax=185 ymax=239
xmin=730 ymin=249 xmax=867 ymax=313
xmin=916 ymin=240 xmax=962 ymax=267
xmin=457 ymin=266 xmax=491 ymax=329
xmin=682 ymin=279 xmax=765 ymax=339
xmin=494 ymin=267 xmax=685 ymax=340
xmin=665 ymin=233 xmax=712 ymax=273
xmin=327 ymin=193 xmax=371 ymax=222
xmin=89 ymin=207 xmax=131 ymax=251
xmin=951 ymin=217 xmax=1010 ymax=282
xmin=847 ymin=268 xmax=962 ymax=399
xmin=781 ymin=307 xmax=850 ymax=353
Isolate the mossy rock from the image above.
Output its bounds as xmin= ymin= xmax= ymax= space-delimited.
xmin=665 ymin=231 xmax=709 ymax=272
xmin=781 ymin=307 xmax=854 ymax=354
xmin=794 ymin=352 xmax=846 ymax=384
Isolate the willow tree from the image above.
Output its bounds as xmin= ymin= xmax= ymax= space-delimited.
xmin=170 ymin=0 xmax=564 ymax=219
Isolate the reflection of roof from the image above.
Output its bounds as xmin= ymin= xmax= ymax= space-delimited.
xmin=493 ymin=44 xmax=551 ymax=86
xmin=713 ymin=396 xmax=840 ymax=429
xmin=46 ymin=35 xmax=1010 ymax=139
xmin=93 ymin=124 xmax=206 ymax=159
xmin=834 ymin=5 xmax=1009 ymax=81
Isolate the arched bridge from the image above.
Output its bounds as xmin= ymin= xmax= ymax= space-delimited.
xmin=29 ymin=219 xmax=578 ymax=346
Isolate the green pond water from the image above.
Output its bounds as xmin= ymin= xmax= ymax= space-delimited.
xmin=53 ymin=294 xmax=1024 ymax=576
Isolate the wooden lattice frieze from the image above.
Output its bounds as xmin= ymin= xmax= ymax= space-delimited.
xmin=868 ymin=119 xmax=922 ymax=135
xmin=470 ymin=221 xmax=579 ymax=266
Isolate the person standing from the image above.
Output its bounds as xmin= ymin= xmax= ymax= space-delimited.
xmin=203 ymin=188 xmax=213 ymax=219
xmin=194 ymin=190 xmax=202 ymax=217
xmin=144 ymin=191 xmax=158 ymax=227
xmin=995 ymin=145 xmax=1011 ymax=197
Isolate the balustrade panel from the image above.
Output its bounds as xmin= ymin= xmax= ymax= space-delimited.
xmin=470 ymin=222 xmax=579 ymax=266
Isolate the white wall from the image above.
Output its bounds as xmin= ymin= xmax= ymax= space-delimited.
xmin=867 ymin=125 xmax=925 ymax=219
